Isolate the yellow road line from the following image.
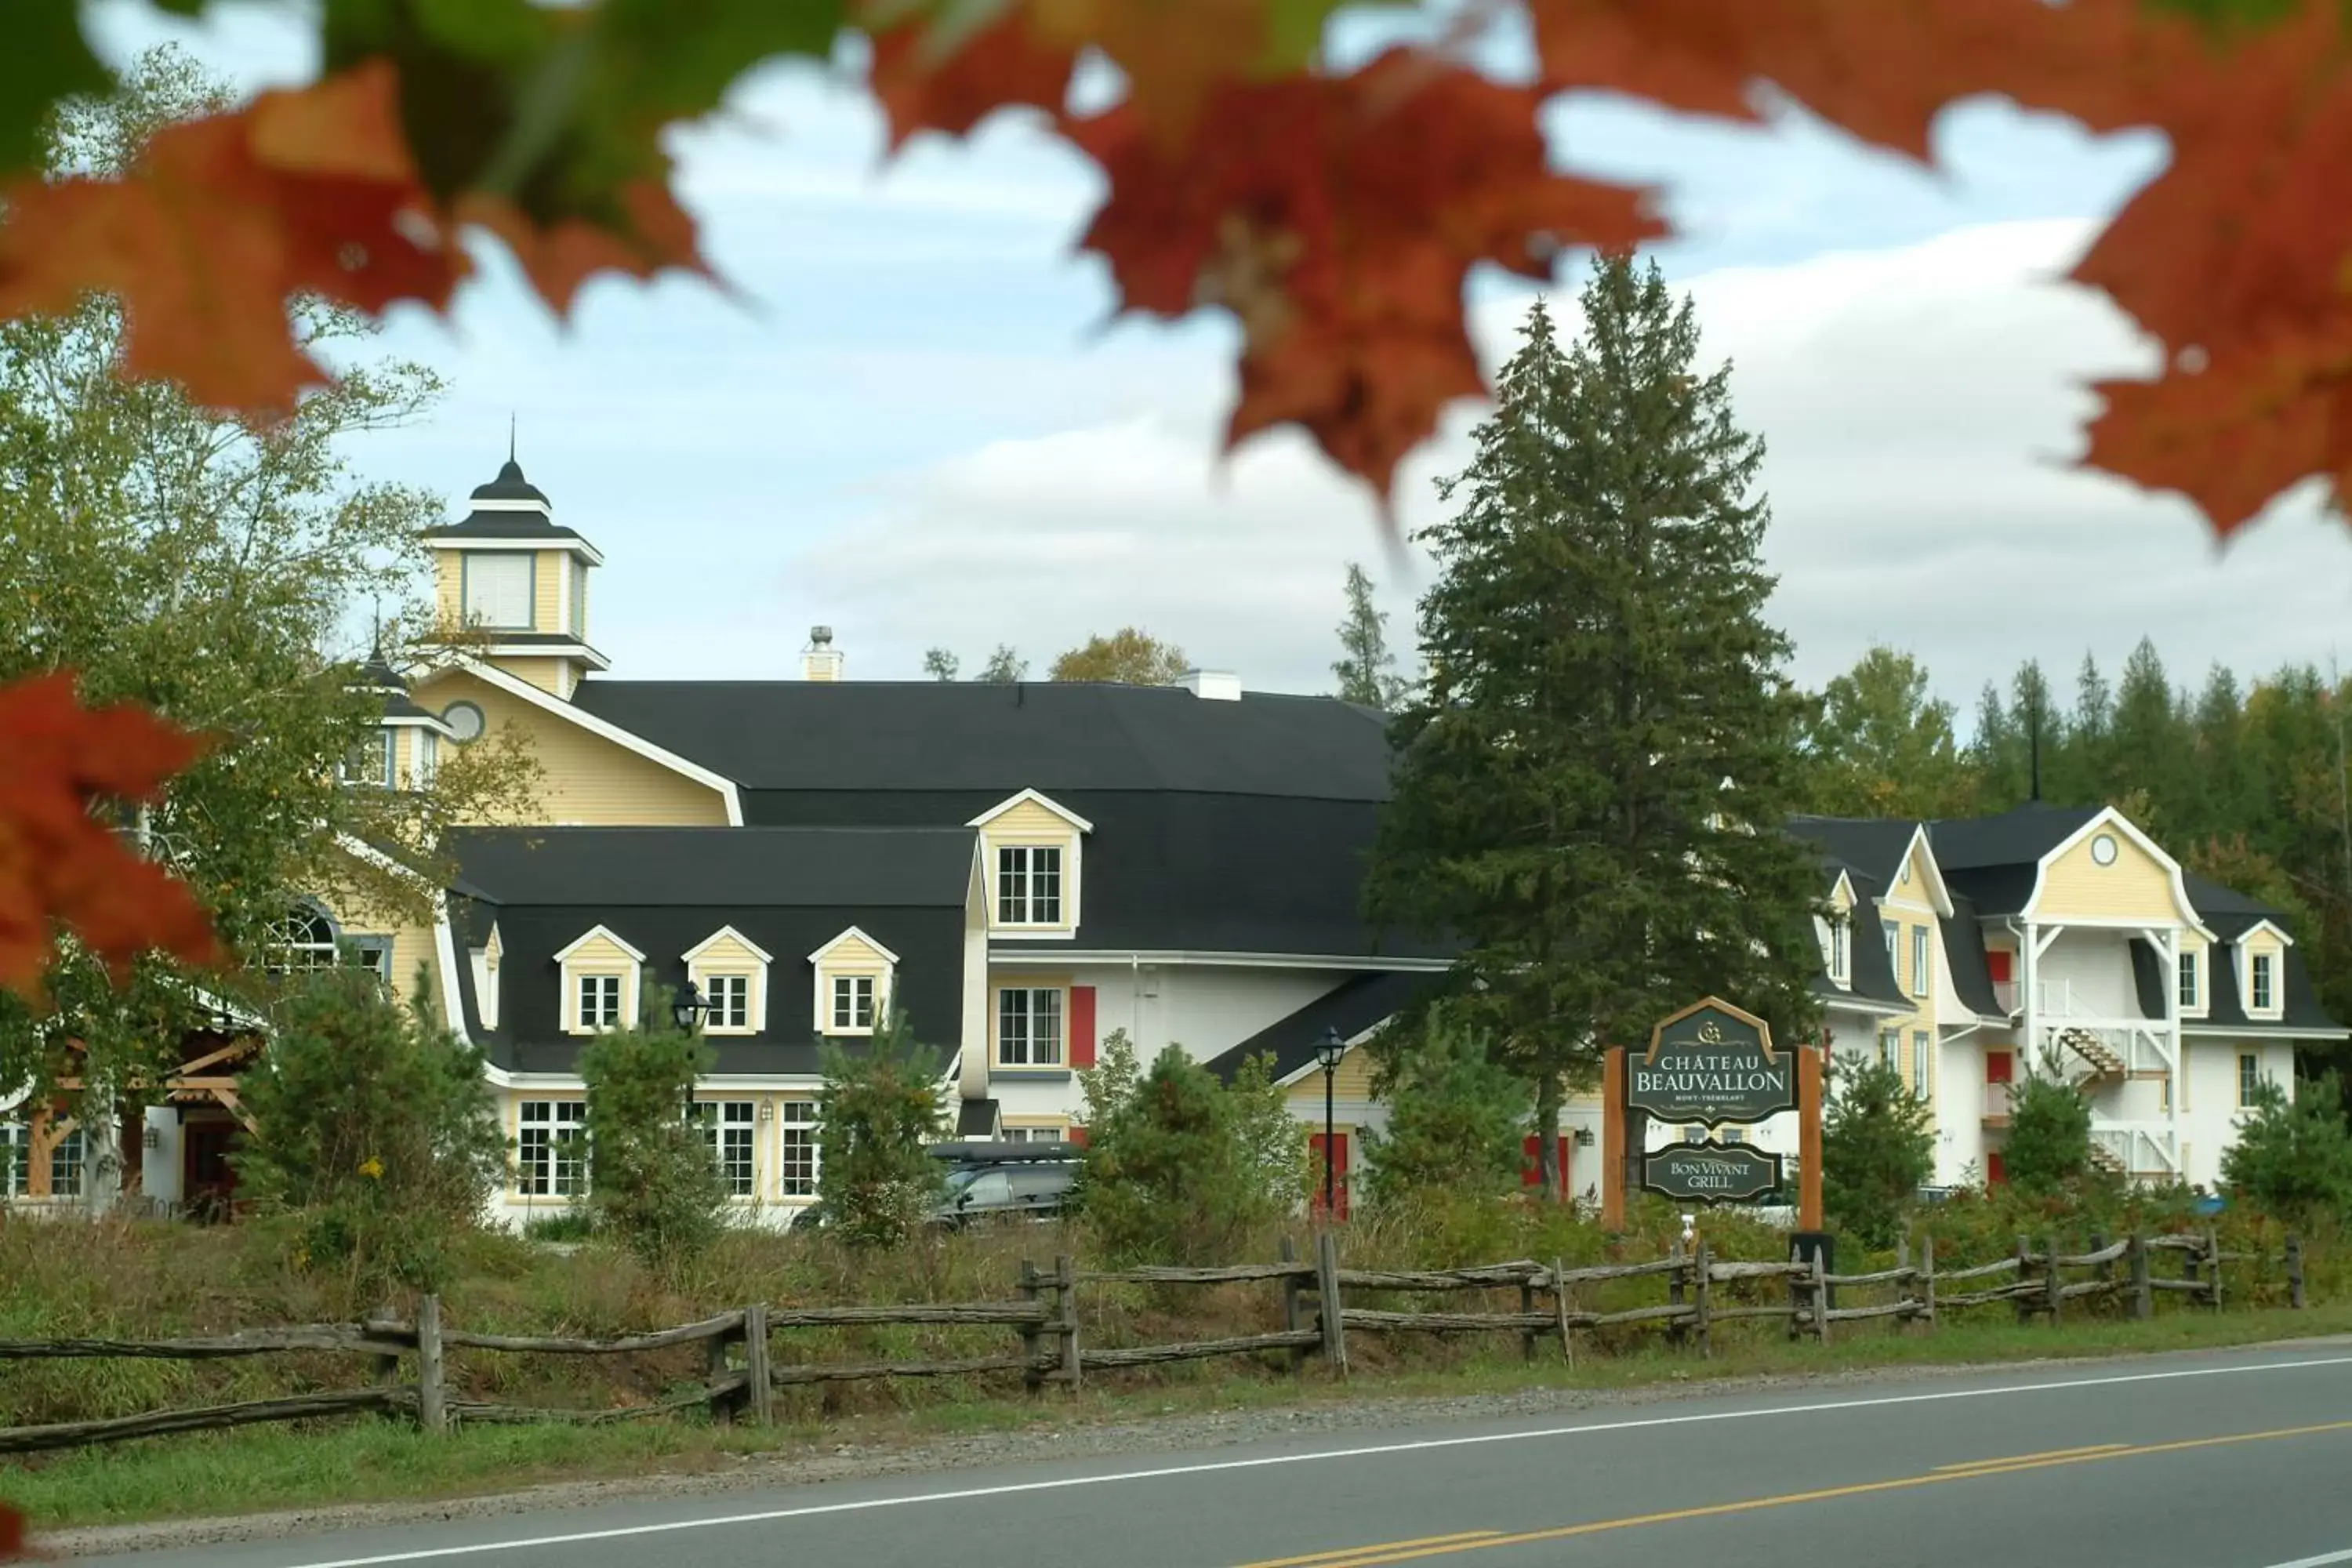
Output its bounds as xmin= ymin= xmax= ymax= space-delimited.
xmin=1239 ymin=1420 xmax=2352 ymax=1568
xmin=1239 ymin=1533 xmax=1504 ymax=1567
xmin=1932 ymin=1443 xmax=2130 ymax=1472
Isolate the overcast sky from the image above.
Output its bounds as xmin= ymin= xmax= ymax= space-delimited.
xmin=85 ymin=2 xmax=2352 ymax=724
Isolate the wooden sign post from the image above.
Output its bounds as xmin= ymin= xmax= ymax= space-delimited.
xmin=1798 ymin=1043 xmax=1824 ymax=1232
xmin=1600 ymin=1047 xmax=1627 ymax=1230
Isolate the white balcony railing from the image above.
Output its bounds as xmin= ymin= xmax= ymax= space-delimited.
xmin=1983 ymin=1082 xmax=2013 ymax=1122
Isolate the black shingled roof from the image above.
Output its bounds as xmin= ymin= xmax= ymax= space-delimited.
xmin=1927 ymin=804 xmax=2102 ymax=869
xmin=472 ymin=458 xmax=548 ymax=505
xmin=425 ymin=512 xmax=590 ymax=543
xmin=1201 ymin=969 xmax=1444 ymax=1083
xmin=1788 ymin=817 xmax=1919 ymax=889
xmin=570 ymin=681 xmax=1394 ymax=799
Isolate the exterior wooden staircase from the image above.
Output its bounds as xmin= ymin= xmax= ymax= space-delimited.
xmin=2088 ymin=1140 xmax=2128 ymax=1177
xmin=2057 ymin=1026 xmax=2126 ymax=1086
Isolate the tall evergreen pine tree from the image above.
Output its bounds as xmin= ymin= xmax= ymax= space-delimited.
xmin=1367 ymin=256 xmax=1824 ymax=1196
xmin=1332 ymin=561 xmax=1410 ymax=710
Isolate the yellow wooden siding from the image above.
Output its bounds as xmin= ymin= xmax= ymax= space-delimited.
xmin=989 ymin=800 xmax=1077 ymax=839
xmin=533 ymin=550 xmax=564 ymax=632
xmin=317 ymin=880 xmax=440 ymax=1006
xmin=2032 ymin=829 xmax=2184 ymax=922
xmin=409 ymin=670 xmax=727 ymax=825
xmin=564 ymin=931 xmax=639 ymax=1033
xmin=820 ymin=932 xmax=888 ymax=968
xmin=566 ymin=931 xmax=634 ymax=967
xmin=433 ymin=551 xmax=463 ymax=629
xmin=818 ymin=936 xmax=894 ymax=1033
xmin=1282 ymin=1045 xmax=1377 ymax=1104
xmin=689 ymin=932 xmax=768 ymax=1033
xmin=499 ymin=657 xmax=572 ymax=696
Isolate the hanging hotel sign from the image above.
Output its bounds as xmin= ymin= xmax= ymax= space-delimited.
xmin=1625 ymin=996 xmax=1795 ymax=1128
xmin=1642 ymin=1142 xmax=1784 ymax=1203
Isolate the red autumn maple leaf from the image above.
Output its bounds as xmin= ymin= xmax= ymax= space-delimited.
xmin=0 ymin=60 xmax=465 ymax=412
xmin=1068 ymin=48 xmax=1664 ymax=505
xmin=0 ymin=672 xmax=221 ymax=1002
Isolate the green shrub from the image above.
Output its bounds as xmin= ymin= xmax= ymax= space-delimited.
xmin=815 ymin=1009 xmax=947 ymax=1248
xmin=1820 ymin=1052 xmax=1934 ymax=1248
xmin=1076 ymin=1034 xmax=1292 ymax=1263
xmin=1361 ymin=1018 xmax=1526 ymax=1207
xmin=2222 ymin=1072 xmax=2352 ymax=1220
xmin=2005 ymin=1065 xmax=2093 ymax=1195
xmin=233 ymin=965 xmax=505 ymax=1294
xmin=577 ymin=989 xmax=730 ymax=1266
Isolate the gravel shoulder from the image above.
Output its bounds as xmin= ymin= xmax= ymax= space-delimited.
xmin=42 ymin=1333 xmax=2352 ymax=1561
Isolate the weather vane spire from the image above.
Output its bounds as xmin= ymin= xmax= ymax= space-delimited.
xmin=508 ymin=410 xmax=517 ymax=465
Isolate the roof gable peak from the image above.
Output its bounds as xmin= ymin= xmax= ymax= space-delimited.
xmin=966 ymin=787 xmax=1096 ymax=834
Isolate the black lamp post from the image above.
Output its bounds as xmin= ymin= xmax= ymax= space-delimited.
xmin=1315 ymin=1025 xmax=1347 ymax=1218
xmin=670 ymin=982 xmax=708 ymax=1033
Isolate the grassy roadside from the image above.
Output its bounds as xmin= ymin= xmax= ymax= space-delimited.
xmin=9 ymin=1303 xmax=2348 ymax=1535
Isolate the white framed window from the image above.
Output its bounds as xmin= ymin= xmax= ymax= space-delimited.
xmin=2178 ymin=948 xmax=2201 ymax=1010
xmin=568 ymin=559 xmax=587 ymax=639
xmin=2250 ymin=952 xmax=2276 ymax=1012
xmin=0 ymin=1123 xmax=26 ymax=1197
xmin=416 ymin=729 xmax=439 ymax=788
xmin=2238 ymin=1052 xmax=2262 ymax=1107
xmin=997 ymin=844 xmax=1063 ymax=926
xmin=1911 ymin=1029 xmax=1931 ymax=1098
xmin=704 ymin=975 xmax=749 ymax=1031
xmin=462 ymin=552 xmax=534 ymax=629
xmin=269 ymin=906 xmax=339 ymax=972
xmin=693 ymin=1102 xmax=757 ymax=1196
xmin=1911 ymin=927 xmax=1930 ymax=998
xmin=339 ymin=729 xmax=394 ymax=788
xmin=576 ymin=973 xmax=622 ymax=1031
xmin=1878 ymin=1029 xmax=1899 ymax=1073
xmin=1001 ymin=1124 xmax=1063 ymax=1145
xmin=1884 ymin=922 xmax=1899 ymax=982
xmin=832 ymin=975 xmax=875 ymax=1032
xmin=1831 ymin=920 xmax=1849 ymax=985
xmin=998 ymin=988 xmax=1064 ymax=1067
xmin=779 ymin=1101 xmax=817 ymax=1196
xmin=48 ymin=1127 xmax=84 ymax=1198
xmin=518 ymin=1101 xmax=586 ymax=1196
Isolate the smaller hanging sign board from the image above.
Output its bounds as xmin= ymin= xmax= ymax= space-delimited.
xmin=1642 ymin=1142 xmax=1784 ymax=1204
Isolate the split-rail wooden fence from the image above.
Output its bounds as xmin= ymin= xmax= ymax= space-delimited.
xmin=0 ymin=1227 xmax=2305 ymax=1457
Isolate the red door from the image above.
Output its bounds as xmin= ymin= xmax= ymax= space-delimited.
xmin=1987 ymin=1150 xmax=2007 ymax=1186
xmin=1310 ymin=1131 xmax=1350 ymax=1220
xmin=1521 ymin=1134 xmax=1573 ymax=1198
xmin=183 ymin=1122 xmax=241 ymax=1221
xmin=1986 ymin=1052 xmax=2013 ymax=1083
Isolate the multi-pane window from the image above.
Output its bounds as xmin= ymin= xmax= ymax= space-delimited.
xmin=49 ymin=1127 xmax=85 ymax=1198
xmin=517 ymin=1101 xmax=587 ymax=1196
xmin=999 ymin=988 xmax=1065 ymax=1067
xmin=1911 ymin=927 xmax=1931 ymax=998
xmin=832 ymin=975 xmax=875 ymax=1031
xmin=568 ymin=559 xmax=588 ymax=639
xmin=416 ymin=729 xmax=439 ymax=789
xmin=1000 ymin=1125 xmax=1062 ymax=1144
xmin=1879 ymin=1029 xmax=1900 ymax=1073
xmin=2178 ymin=949 xmax=2201 ymax=1010
xmin=1831 ymin=921 xmax=1850 ymax=983
xmin=779 ymin=1101 xmax=817 ymax=1196
xmin=577 ymin=973 xmax=622 ymax=1031
xmin=1911 ymin=1029 xmax=1932 ymax=1098
xmin=703 ymin=974 xmax=749 ymax=1030
xmin=2250 ymin=953 xmax=2276 ymax=1011
xmin=996 ymin=844 xmax=1063 ymax=926
xmin=339 ymin=729 xmax=394 ymax=787
xmin=0 ymin=1123 xmax=26 ymax=1196
xmin=461 ymin=552 xmax=533 ymax=629
xmin=2238 ymin=1052 xmax=2262 ymax=1106
xmin=269 ymin=907 xmax=339 ymax=972
xmin=1883 ymin=922 xmax=1899 ymax=982
xmin=694 ymin=1102 xmax=756 ymax=1196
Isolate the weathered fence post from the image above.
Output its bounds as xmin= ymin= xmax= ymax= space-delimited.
xmin=1552 ymin=1257 xmax=1574 ymax=1368
xmin=1667 ymin=1239 xmax=1687 ymax=1349
xmin=1316 ymin=1229 xmax=1348 ymax=1377
xmin=706 ymin=1317 xmax=737 ymax=1425
xmin=1896 ymin=1239 xmax=1912 ymax=1330
xmin=1918 ymin=1235 xmax=1937 ymax=1330
xmin=1054 ymin=1254 xmax=1082 ymax=1391
xmin=415 ymin=1293 xmax=446 ymax=1436
xmin=1519 ymin=1269 xmax=1538 ymax=1363
xmin=2089 ymin=1231 xmax=2112 ymax=1312
xmin=741 ymin=1303 xmax=773 ymax=1426
xmin=1810 ymin=1253 xmax=1831 ymax=1347
xmin=2043 ymin=1235 xmax=2063 ymax=1327
xmin=1279 ymin=1235 xmax=1310 ymax=1373
xmin=1693 ymin=1237 xmax=1713 ymax=1359
xmin=2013 ymin=1236 xmax=2034 ymax=1325
xmin=2129 ymin=1232 xmax=2154 ymax=1321
xmin=370 ymin=1300 xmax=401 ymax=1421
xmin=2288 ymin=1233 xmax=2307 ymax=1310
xmin=1018 ymin=1260 xmax=1044 ymax=1392
xmin=2205 ymin=1226 xmax=2223 ymax=1312
xmin=1787 ymin=1240 xmax=1806 ymax=1341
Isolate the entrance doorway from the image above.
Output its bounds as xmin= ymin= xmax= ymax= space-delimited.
xmin=183 ymin=1118 xmax=242 ymax=1222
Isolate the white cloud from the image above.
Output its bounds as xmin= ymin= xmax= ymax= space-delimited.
xmin=791 ymin=219 xmax=2352 ymax=709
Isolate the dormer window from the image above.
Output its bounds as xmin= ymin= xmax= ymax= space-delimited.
xmin=684 ymin=927 xmax=771 ymax=1036
xmin=2250 ymin=951 xmax=2276 ymax=1012
xmin=998 ymin=844 xmax=1062 ymax=926
xmin=1831 ymin=920 xmax=1849 ymax=985
xmin=557 ymin=925 xmax=644 ymax=1034
xmin=578 ymin=974 xmax=621 ymax=1029
xmin=832 ymin=975 xmax=875 ymax=1030
xmin=339 ymin=730 xmax=393 ymax=788
xmin=808 ymin=927 xmax=895 ymax=1036
xmin=2177 ymin=948 xmax=2200 ymax=1011
xmin=706 ymin=975 xmax=748 ymax=1029
xmin=462 ymin=553 xmax=534 ymax=630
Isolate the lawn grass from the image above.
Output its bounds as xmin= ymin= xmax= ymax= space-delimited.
xmin=10 ymin=1301 xmax=2347 ymax=1535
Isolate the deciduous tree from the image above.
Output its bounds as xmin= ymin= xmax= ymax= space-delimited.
xmin=1798 ymin=645 xmax=1975 ymax=818
xmin=1051 ymin=628 xmax=1189 ymax=686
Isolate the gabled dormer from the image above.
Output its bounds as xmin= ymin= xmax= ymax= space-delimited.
xmin=685 ymin=926 xmax=773 ymax=1035
xmin=2237 ymin=919 xmax=2292 ymax=1022
xmin=968 ymin=789 xmax=1092 ymax=940
xmin=1814 ymin=869 xmax=1856 ymax=990
xmin=470 ymin=921 xmax=504 ymax=1031
xmin=556 ymin=924 xmax=644 ymax=1034
xmin=423 ymin=453 xmax=609 ymax=700
xmin=344 ymin=647 xmax=454 ymax=790
xmin=809 ymin=927 xmax=898 ymax=1036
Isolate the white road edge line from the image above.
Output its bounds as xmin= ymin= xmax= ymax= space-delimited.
xmin=279 ymin=1353 xmax=2352 ymax=1568
xmin=2262 ymin=1552 xmax=2352 ymax=1568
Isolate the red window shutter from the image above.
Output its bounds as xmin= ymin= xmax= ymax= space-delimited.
xmin=1557 ymin=1134 xmax=1573 ymax=1198
xmin=1522 ymin=1134 xmax=1572 ymax=1196
xmin=1065 ymin=1126 xmax=1088 ymax=1148
xmin=1070 ymin=985 xmax=1097 ymax=1069
xmin=1986 ymin=949 xmax=2013 ymax=983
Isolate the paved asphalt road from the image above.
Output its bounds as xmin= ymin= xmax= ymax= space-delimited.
xmin=71 ymin=1343 xmax=2352 ymax=1568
